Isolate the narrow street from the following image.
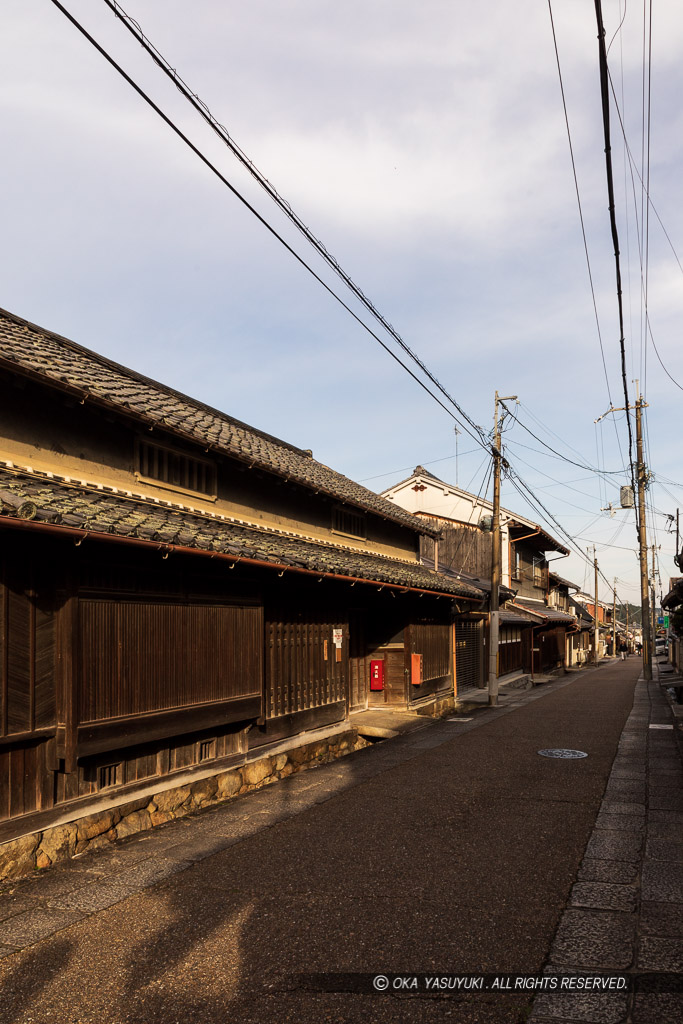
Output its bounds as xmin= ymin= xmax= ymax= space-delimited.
xmin=1 ymin=657 xmax=680 ymax=1024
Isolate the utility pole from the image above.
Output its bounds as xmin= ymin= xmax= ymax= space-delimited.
xmin=651 ymin=544 xmax=658 ymax=646
xmin=635 ymin=388 xmax=652 ymax=680
xmin=595 ymin=386 xmax=651 ymax=679
xmin=488 ymin=390 xmax=517 ymax=707
xmin=593 ymin=546 xmax=600 ymax=666
xmin=613 ymin=579 xmax=617 ymax=658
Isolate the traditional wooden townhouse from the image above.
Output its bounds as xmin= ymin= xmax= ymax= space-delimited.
xmin=381 ymin=466 xmax=576 ymax=679
xmin=0 ymin=308 xmax=485 ymax=871
xmin=573 ymin=592 xmax=610 ymax=660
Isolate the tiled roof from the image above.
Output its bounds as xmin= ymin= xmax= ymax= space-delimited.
xmin=500 ymin=607 xmax=537 ymax=626
xmin=419 ymin=556 xmax=514 ymax=601
xmin=383 ymin=466 xmax=568 ymax=553
xmin=0 ymin=308 xmax=439 ymax=538
xmin=549 ymin=572 xmax=580 ymax=590
xmin=513 ymin=599 xmax=576 ymax=624
xmin=0 ymin=469 xmax=484 ymax=600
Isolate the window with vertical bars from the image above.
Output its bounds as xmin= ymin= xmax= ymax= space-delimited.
xmin=199 ymin=739 xmax=216 ymax=762
xmin=137 ymin=439 xmax=216 ymax=497
xmin=331 ymin=506 xmax=366 ymax=539
xmin=99 ymin=763 xmax=120 ymax=790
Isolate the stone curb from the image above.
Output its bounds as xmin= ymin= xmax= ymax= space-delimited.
xmin=529 ymin=669 xmax=683 ymax=1024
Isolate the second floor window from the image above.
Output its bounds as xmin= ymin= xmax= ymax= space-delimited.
xmin=137 ymin=439 xmax=216 ymax=497
xmin=332 ymin=506 xmax=367 ymax=540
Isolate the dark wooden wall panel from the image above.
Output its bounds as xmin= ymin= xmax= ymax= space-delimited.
xmin=266 ymin=614 xmax=347 ymax=719
xmin=79 ymin=600 xmax=263 ymax=723
xmin=0 ymin=744 xmax=40 ymax=821
xmin=0 ymin=570 xmax=56 ymax=740
xmin=34 ymin=606 xmax=55 ymax=729
xmin=421 ymin=524 xmax=492 ymax=578
xmin=410 ymin=623 xmax=450 ymax=683
xmin=7 ymin=590 xmax=31 ymax=734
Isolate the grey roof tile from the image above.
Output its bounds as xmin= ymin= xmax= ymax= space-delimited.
xmin=0 ymin=470 xmax=483 ymax=600
xmin=0 ymin=308 xmax=438 ymax=538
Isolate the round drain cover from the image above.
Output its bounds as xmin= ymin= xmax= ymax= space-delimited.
xmin=538 ymin=748 xmax=588 ymax=759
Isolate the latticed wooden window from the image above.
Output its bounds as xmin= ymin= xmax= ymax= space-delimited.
xmin=332 ymin=506 xmax=366 ymax=539
xmin=137 ymin=439 xmax=216 ymax=496
xmin=99 ymin=763 xmax=120 ymax=790
xmin=199 ymin=739 xmax=216 ymax=762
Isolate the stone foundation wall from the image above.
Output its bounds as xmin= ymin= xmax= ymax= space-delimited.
xmin=0 ymin=729 xmax=367 ymax=883
xmin=413 ymin=692 xmax=456 ymax=718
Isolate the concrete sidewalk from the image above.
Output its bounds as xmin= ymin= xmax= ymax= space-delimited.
xmin=0 ymin=657 xmax=679 ymax=1023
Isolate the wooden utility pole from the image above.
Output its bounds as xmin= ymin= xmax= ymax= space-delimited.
xmin=593 ymin=547 xmax=600 ymax=665
xmin=488 ymin=390 xmax=517 ymax=707
xmin=613 ymin=579 xmax=617 ymax=658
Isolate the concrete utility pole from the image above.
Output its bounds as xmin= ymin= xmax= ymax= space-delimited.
xmin=488 ymin=390 xmax=517 ymax=707
xmin=651 ymin=544 xmax=658 ymax=647
xmin=593 ymin=547 xmax=600 ymax=666
xmin=635 ymin=389 xmax=652 ymax=680
xmin=595 ymin=388 xmax=651 ymax=679
xmin=613 ymin=579 xmax=617 ymax=658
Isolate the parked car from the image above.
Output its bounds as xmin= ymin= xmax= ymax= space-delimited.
xmin=655 ymin=637 xmax=668 ymax=656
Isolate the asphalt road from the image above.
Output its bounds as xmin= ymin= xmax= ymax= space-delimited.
xmin=0 ymin=660 xmax=642 ymax=1023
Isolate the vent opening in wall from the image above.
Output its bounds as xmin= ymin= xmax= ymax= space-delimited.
xmin=99 ymin=763 xmax=121 ymax=790
xmin=199 ymin=739 xmax=216 ymax=762
xmin=332 ymin=506 xmax=366 ymax=540
xmin=137 ymin=439 xmax=217 ymax=497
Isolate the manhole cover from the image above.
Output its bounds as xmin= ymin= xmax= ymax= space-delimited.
xmin=537 ymin=748 xmax=588 ymax=759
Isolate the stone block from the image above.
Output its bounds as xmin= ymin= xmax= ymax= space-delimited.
xmin=190 ymin=776 xmax=218 ymax=808
xmin=114 ymin=809 xmax=151 ymax=840
xmin=641 ymin=860 xmax=683 ymax=903
xmin=217 ymin=770 xmax=241 ymax=800
xmin=116 ymin=797 xmax=151 ymax=817
xmin=288 ymin=745 xmax=310 ymax=765
xmin=76 ymin=811 xmax=116 ymax=843
xmin=242 ymin=757 xmax=273 ymax=787
xmin=640 ymin=901 xmax=683 ymax=938
xmin=569 ymin=881 xmax=637 ymax=913
xmin=273 ymin=754 xmax=287 ymax=772
xmin=549 ymin=909 xmax=635 ymax=969
xmin=149 ymin=810 xmax=174 ymax=827
xmin=585 ymin=828 xmax=643 ymax=863
xmin=153 ymin=786 xmax=192 ymax=814
xmin=37 ymin=823 xmax=78 ymax=868
xmin=637 ymin=936 xmax=683 ymax=971
xmin=577 ymin=859 xmax=637 ymax=885
xmin=85 ymin=832 xmax=117 ymax=854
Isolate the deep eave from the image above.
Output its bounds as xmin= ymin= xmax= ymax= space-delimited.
xmin=0 ymin=468 xmax=483 ymax=600
xmin=0 ymin=307 xmax=440 ymax=539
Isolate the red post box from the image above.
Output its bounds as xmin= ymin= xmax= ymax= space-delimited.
xmin=369 ymin=659 xmax=384 ymax=691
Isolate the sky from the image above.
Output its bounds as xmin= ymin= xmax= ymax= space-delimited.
xmin=2 ymin=0 xmax=682 ymax=609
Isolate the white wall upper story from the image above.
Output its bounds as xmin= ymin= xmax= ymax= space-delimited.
xmin=381 ymin=470 xmax=538 ymax=586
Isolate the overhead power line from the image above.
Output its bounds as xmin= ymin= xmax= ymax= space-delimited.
xmin=546 ymin=0 xmax=627 ymax=472
xmin=500 ymin=401 xmax=623 ymax=476
xmin=48 ymin=0 xmax=489 ymax=453
xmin=592 ymin=0 xmax=636 ymax=490
xmin=100 ymin=0 xmax=488 ymax=446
